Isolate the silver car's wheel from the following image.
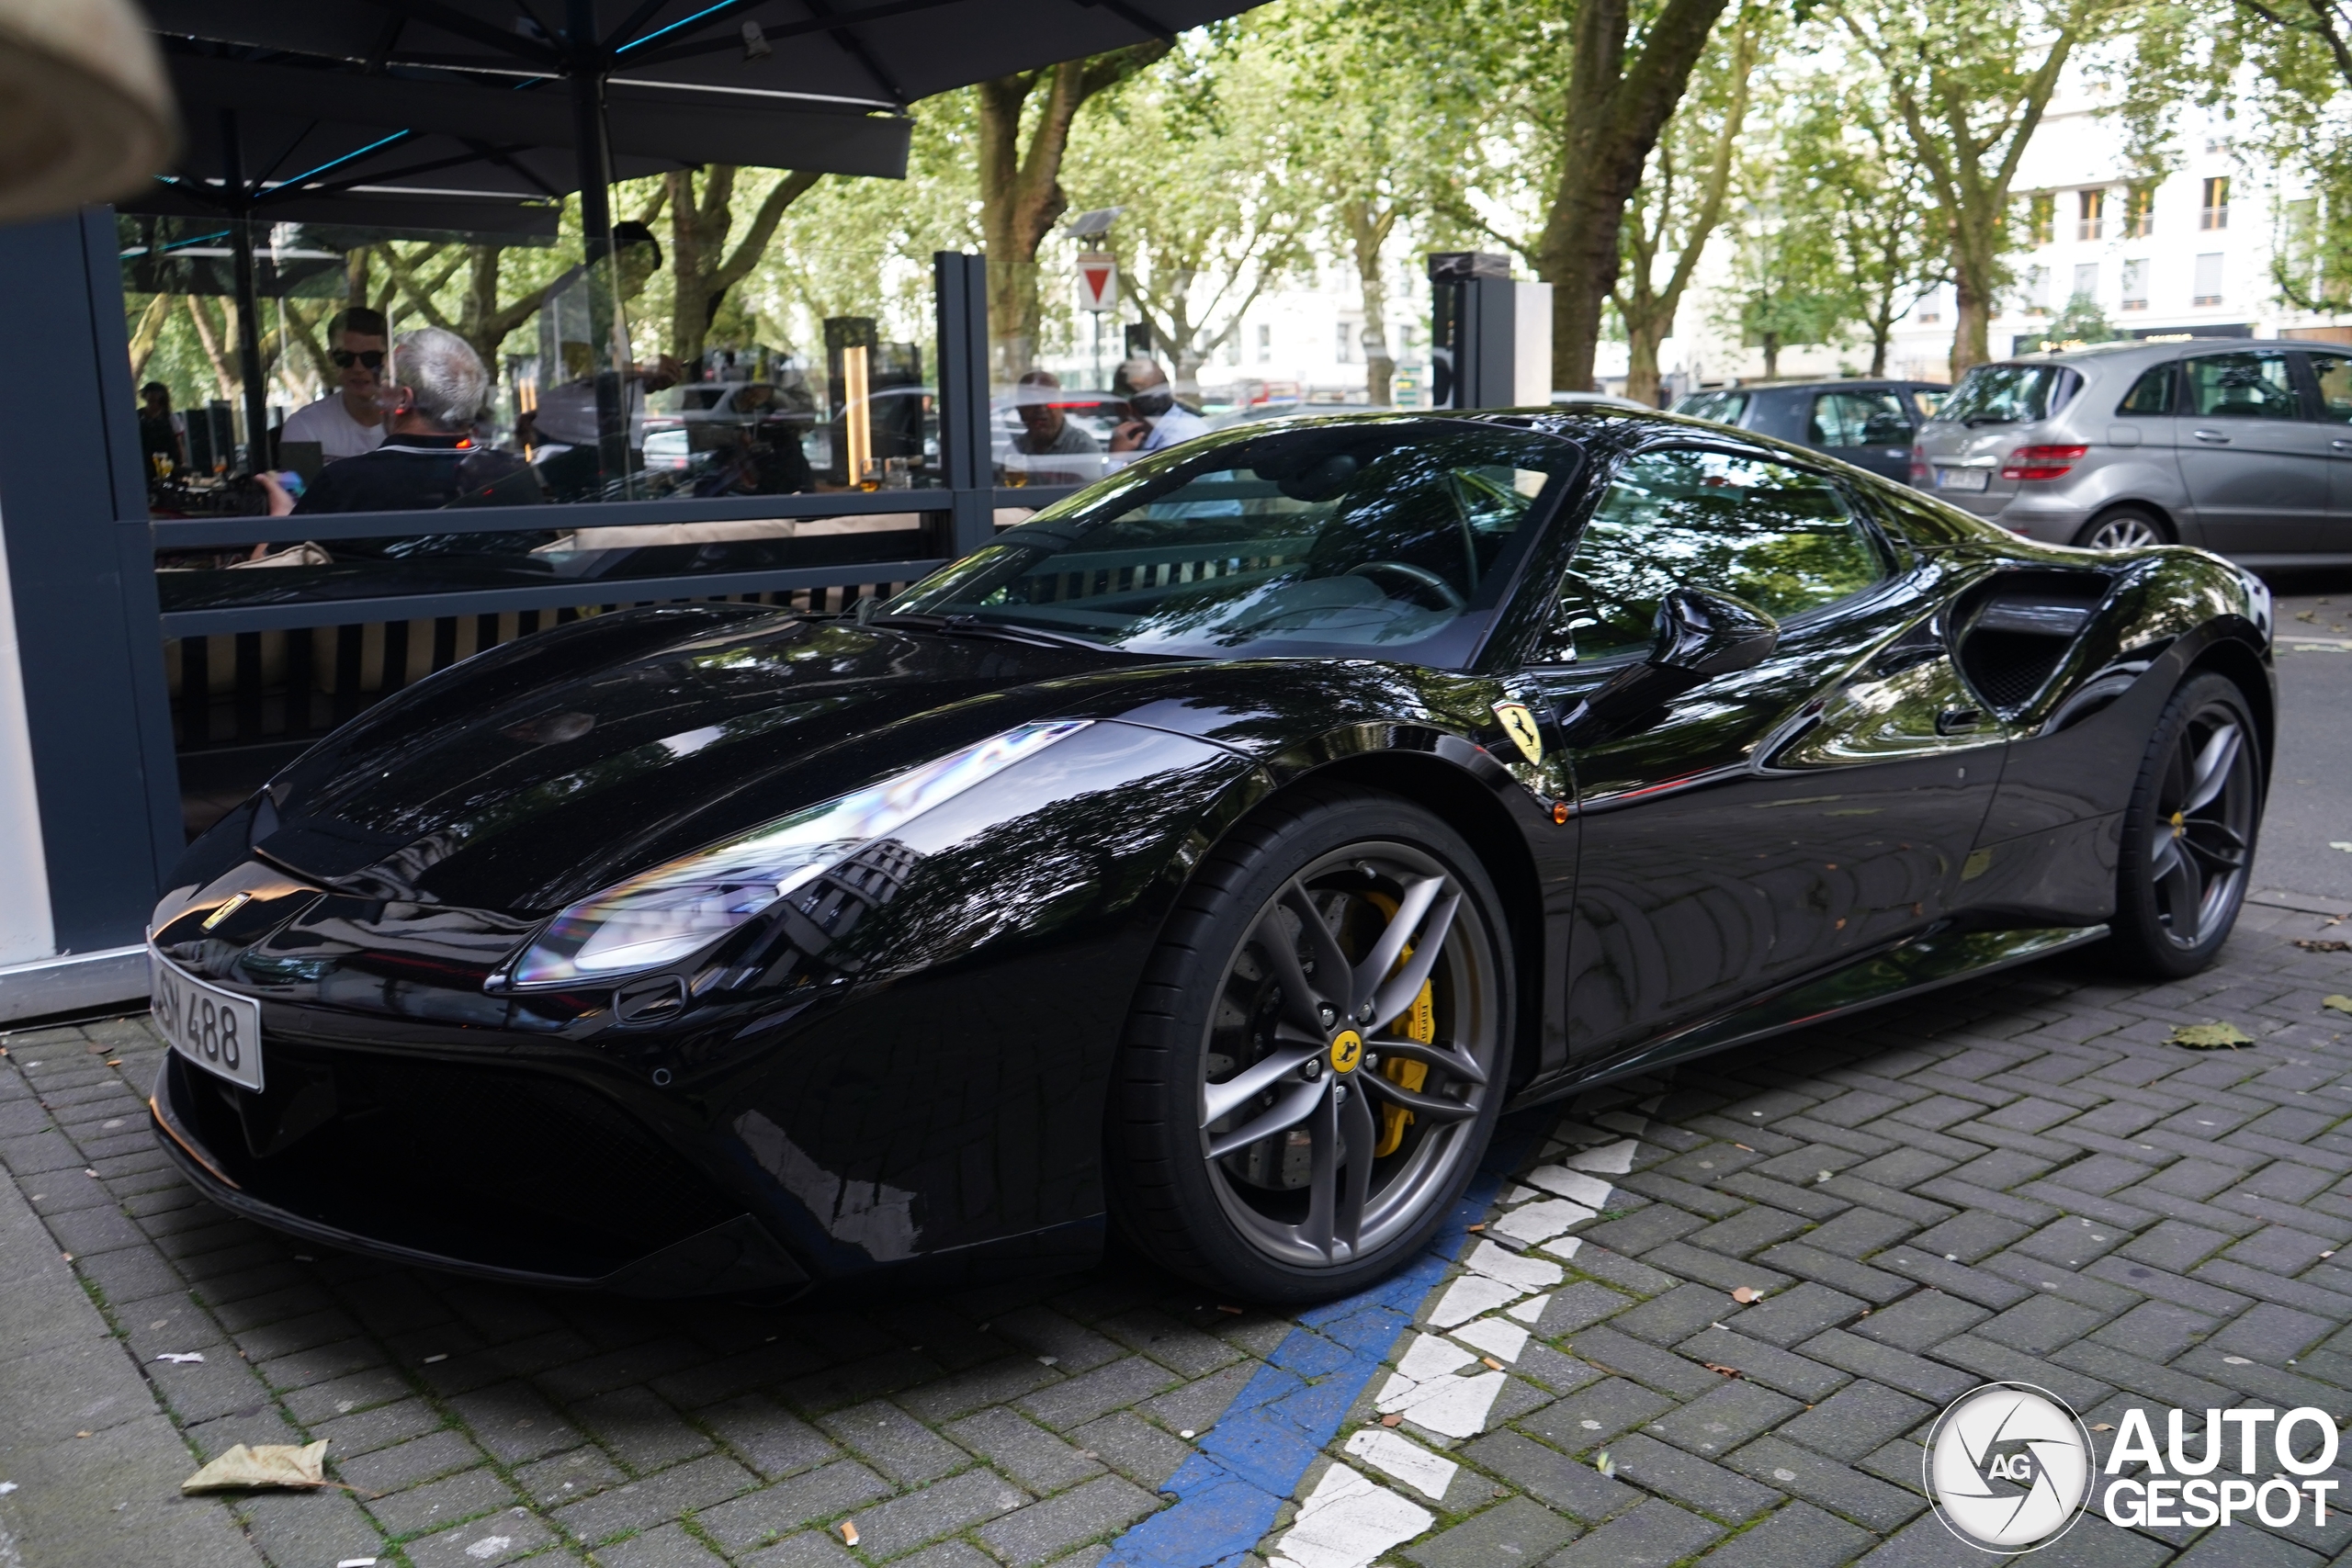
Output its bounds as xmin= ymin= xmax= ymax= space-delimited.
xmin=2075 ymin=510 xmax=2166 ymax=551
xmin=1107 ymin=789 xmax=1510 ymax=1302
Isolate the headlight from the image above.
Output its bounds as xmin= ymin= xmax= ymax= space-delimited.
xmin=505 ymin=720 xmax=1090 ymax=988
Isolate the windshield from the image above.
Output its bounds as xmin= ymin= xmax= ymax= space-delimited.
xmin=884 ymin=419 xmax=1580 ymax=666
xmin=1674 ymin=390 xmax=1749 ymax=425
xmin=1934 ymin=364 xmax=2077 ymax=425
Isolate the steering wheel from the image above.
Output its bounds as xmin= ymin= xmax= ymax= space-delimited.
xmin=1344 ymin=560 xmax=1466 ymax=611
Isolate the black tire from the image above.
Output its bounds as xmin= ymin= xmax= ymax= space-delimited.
xmin=1106 ymin=787 xmax=1513 ymax=1303
xmin=2072 ymin=507 xmax=2169 ymax=551
xmin=2107 ymin=671 xmax=2264 ymax=977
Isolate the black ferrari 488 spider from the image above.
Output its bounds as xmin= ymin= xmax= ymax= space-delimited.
xmin=147 ymin=409 xmax=2275 ymax=1303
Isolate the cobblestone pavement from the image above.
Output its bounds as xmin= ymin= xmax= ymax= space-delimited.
xmin=6 ymin=892 xmax=2352 ymax=1568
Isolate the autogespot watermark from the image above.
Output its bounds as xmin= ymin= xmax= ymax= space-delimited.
xmin=1924 ymin=1382 xmax=2344 ymax=1552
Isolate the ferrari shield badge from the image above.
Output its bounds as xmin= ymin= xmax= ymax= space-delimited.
xmin=1492 ymin=701 xmax=1544 ymax=766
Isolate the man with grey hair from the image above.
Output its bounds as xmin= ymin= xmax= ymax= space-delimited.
xmin=264 ymin=327 xmax=540 ymax=525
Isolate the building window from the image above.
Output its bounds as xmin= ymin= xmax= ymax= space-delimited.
xmin=2077 ymin=188 xmax=2106 ymax=242
xmin=2072 ymin=262 xmax=2099 ymax=303
xmin=1336 ymin=321 xmax=1358 ymax=363
xmin=2201 ymin=175 xmax=2230 ymax=231
xmin=1257 ymin=323 xmax=1272 ymax=364
xmin=1224 ymin=333 xmax=1241 ymax=367
xmin=2125 ymin=183 xmax=2155 ymax=238
xmin=2193 ymin=252 xmax=2224 ymax=305
xmin=2026 ymin=193 xmax=2054 ymax=246
xmin=2120 ymin=258 xmax=2149 ymax=310
xmin=1917 ymin=287 xmax=1943 ymax=325
xmin=2023 ymin=266 xmax=2051 ymax=316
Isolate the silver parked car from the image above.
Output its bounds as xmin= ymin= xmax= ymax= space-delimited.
xmin=1913 ymin=337 xmax=2352 ymax=561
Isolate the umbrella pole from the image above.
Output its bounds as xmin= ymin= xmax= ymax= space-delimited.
xmin=568 ymin=2 xmax=628 ymax=492
xmin=219 ymin=110 xmax=271 ymax=475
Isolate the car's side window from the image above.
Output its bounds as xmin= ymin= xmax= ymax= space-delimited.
xmin=2116 ymin=363 xmax=2176 ymax=415
xmin=1542 ymin=448 xmax=1887 ymax=662
xmin=2305 ymin=353 xmax=2352 ymax=424
xmin=1809 ymin=390 xmax=1911 ymax=448
xmin=2183 ymin=352 xmax=2301 ymax=421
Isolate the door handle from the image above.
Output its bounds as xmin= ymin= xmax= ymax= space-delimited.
xmin=2192 ymin=429 xmax=2232 ymax=444
xmin=2332 ymin=439 xmax=2352 ymax=452
xmin=1936 ymin=707 xmax=1985 ymax=736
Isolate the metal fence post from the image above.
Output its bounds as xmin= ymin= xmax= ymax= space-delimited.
xmin=1426 ymin=253 xmax=1555 ymax=409
xmin=933 ymin=252 xmax=994 ymax=558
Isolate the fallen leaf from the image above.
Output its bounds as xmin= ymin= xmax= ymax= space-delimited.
xmin=2299 ymin=939 xmax=2352 ymax=953
xmin=2094 ymin=1423 xmax=2114 ymax=1432
xmin=1381 ymin=1413 xmax=1403 ymax=1427
xmin=1595 ymin=1450 xmax=1616 ymax=1478
xmin=183 ymin=1441 xmax=328 ymax=1494
xmin=1731 ymin=1287 xmax=1765 ymax=1304
xmin=1703 ymin=1362 xmax=1744 ymax=1379
xmin=2326 ymin=997 xmax=2352 ymax=1016
xmin=838 ymin=1519 xmax=860 ymax=1547
xmin=2168 ymin=1021 xmax=2255 ymax=1049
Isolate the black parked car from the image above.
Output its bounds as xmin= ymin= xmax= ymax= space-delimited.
xmin=147 ymin=408 xmax=2273 ymax=1304
xmin=1677 ymin=379 xmax=1948 ymax=482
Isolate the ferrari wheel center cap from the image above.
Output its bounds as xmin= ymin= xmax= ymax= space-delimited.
xmin=1328 ymin=1029 xmax=1363 ymax=1075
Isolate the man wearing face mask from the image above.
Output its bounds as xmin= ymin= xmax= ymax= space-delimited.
xmin=1107 ymin=356 xmax=1208 ymax=458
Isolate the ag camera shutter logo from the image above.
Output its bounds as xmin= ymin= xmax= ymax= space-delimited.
xmin=1924 ymin=1382 xmax=2094 ymax=1552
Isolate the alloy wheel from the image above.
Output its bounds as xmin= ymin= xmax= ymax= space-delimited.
xmin=2084 ymin=513 xmax=2164 ymax=550
xmin=2147 ymin=703 xmax=2255 ymax=949
xmin=1196 ymin=843 xmax=1500 ymax=1269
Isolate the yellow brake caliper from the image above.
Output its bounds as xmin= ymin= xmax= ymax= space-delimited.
xmin=1363 ymin=892 xmax=1435 ymax=1157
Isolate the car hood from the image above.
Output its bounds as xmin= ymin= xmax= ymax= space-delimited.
xmin=239 ymin=604 xmax=1176 ymax=913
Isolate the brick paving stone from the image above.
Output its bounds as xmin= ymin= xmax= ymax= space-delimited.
xmin=1067 ymin=1412 xmax=1189 ymax=1490
xmin=945 ymin=1406 xmax=1104 ymax=1493
xmin=1693 ymin=1501 xmax=1877 ymax=1568
xmin=972 ymin=1472 xmax=1158 ymax=1565
xmin=1521 ymin=1376 xmax=1677 ymax=1453
xmin=838 ymin=1466 xmax=1029 ymax=1558
xmin=367 ymin=1464 xmax=519 ymax=1538
xmin=553 ymin=1451 xmax=760 ymax=1546
xmin=1546 ymin=1497 xmax=1727 ymax=1566
xmin=1603 ymin=1432 xmax=1783 ymax=1524
xmin=1013 ymin=1356 xmax=1181 ymax=1432
xmin=1403 ymin=1495 xmax=1582 ymax=1566
xmin=598 ymin=1521 xmax=730 ymax=1567
xmin=1649 ymin=1379 xmax=1804 ymax=1457
xmin=1458 ymin=1428 xmax=1643 ymax=1521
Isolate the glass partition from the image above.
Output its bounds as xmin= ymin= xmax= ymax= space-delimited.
xmin=126 ymin=209 xmax=944 ymax=617
xmin=986 ymin=254 xmax=1126 ymax=491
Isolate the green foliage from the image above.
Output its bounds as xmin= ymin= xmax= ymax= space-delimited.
xmin=2047 ymin=290 xmax=2116 ymax=344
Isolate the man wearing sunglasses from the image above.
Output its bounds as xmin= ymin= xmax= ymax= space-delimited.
xmin=282 ymin=306 xmax=390 ymax=462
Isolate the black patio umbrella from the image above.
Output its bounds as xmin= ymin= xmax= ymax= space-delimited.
xmin=135 ymin=0 xmax=1268 ymax=478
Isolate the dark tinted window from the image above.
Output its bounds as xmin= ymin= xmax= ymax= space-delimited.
xmin=2116 ymin=363 xmax=2175 ymax=415
xmin=2310 ymin=353 xmax=2352 ymax=424
xmin=1674 ymin=390 xmax=1750 ymax=425
xmin=2184 ymin=352 xmax=2300 ymax=420
xmin=1545 ymin=449 xmax=1886 ymax=661
xmin=1935 ymin=364 xmax=2078 ymax=424
xmin=888 ymin=421 xmax=1577 ymax=666
xmin=1809 ymin=389 xmax=1913 ymax=447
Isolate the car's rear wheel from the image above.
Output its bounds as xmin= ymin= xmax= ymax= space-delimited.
xmin=2107 ymin=672 xmax=2263 ymax=977
xmin=1107 ymin=788 xmax=1510 ymax=1302
xmin=2073 ymin=508 xmax=2168 ymax=551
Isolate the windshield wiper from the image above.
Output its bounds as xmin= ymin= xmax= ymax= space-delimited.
xmin=868 ymin=612 xmax=1111 ymax=653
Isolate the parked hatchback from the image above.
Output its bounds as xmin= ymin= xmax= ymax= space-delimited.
xmin=1914 ymin=337 xmax=2352 ymax=560
xmin=1673 ymin=379 xmax=1947 ymax=481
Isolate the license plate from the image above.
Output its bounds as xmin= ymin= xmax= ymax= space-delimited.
xmin=150 ymin=951 xmax=263 ymax=1091
xmin=1936 ymin=467 xmax=1990 ymax=492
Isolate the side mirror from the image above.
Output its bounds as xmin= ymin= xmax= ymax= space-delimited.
xmin=1558 ymin=588 xmax=1779 ymax=743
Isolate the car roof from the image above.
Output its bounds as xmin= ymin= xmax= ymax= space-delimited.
xmin=1996 ymin=337 xmax=2318 ymax=370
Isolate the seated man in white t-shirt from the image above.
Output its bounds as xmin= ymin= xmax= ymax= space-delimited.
xmin=282 ymin=307 xmax=390 ymax=461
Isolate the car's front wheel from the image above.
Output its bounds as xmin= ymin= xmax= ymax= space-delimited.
xmin=1107 ymin=788 xmax=1511 ymax=1302
xmin=2107 ymin=671 xmax=2264 ymax=977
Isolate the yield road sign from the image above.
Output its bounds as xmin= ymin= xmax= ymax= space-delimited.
xmin=1077 ymin=252 xmax=1117 ymax=313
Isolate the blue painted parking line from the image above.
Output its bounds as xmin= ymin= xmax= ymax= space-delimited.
xmin=1101 ymin=1123 xmax=1544 ymax=1568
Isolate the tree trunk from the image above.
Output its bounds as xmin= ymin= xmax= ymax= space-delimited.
xmin=976 ymin=44 xmax=1169 ymax=382
xmin=1950 ymin=274 xmax=1990 ymax=380
xmin=1532 ymin=0 xmax=1733 ymax=391
xmin=1761 ymin=331 xmax=1781 ymax=379
xmin=1342 ymin=200 xmax=1397 ymax=405
xmin=667 ymin=166 xmax=820 ymax=367
xmin=128 ymin=293 xmax=169 ymax=383
xmin=1625 ymin=323 xmax=1666 ymax=406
